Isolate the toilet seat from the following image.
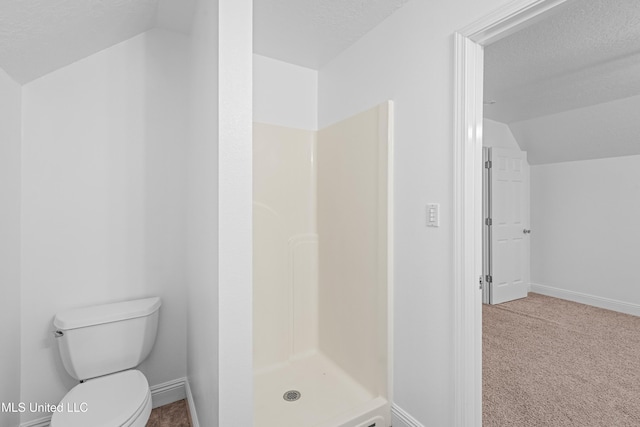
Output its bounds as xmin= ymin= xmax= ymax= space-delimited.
xmin=50 ymin=369 xmax=151 ymax=427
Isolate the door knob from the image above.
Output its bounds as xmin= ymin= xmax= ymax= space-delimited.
xmin=523 ymin=229 xmax=531 ymax=234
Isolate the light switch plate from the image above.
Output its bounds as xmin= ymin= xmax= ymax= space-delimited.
xmin=427 ymin=203 xmax=440 ymax=227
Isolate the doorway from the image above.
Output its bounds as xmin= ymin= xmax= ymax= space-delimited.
xmin=453 ymin=0 xmax=572 ymax=424
xmin=482 ymin=147 xmax=530 ymax=305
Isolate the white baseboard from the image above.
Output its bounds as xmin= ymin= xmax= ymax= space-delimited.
xmin=150 ymin=377 xmax=187 ymax=408
xmin=19 ymin=418 xmax=49 ymax=427
xmin=391 ymin=404 xmax=424 ymax=427
xmin=184 ymin=380 xmax=200 ymax=427
xmin=531 ymin=283 xmax=640 ymax=317
xmin=19 ymin=376 xmax=191 ymax=427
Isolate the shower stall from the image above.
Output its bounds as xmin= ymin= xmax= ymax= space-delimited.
xmin=253 ymin=102 xmax=393 ymax=427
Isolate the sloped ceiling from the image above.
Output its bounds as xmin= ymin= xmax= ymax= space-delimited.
xmin=484 ymin=0 xmax=640 ymax=164
xmin=1 ymin=0 xmax=408 ymax=83
xmin=254 ymin=0 xmax=411 ymax=70
xmin=510 ymin=94 xmax=640 ymax=165
xmin=0 ymin=0 xmax=194 ymax=84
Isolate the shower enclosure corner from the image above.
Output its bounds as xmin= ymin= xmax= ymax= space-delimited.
xmin=253 ymin=101 xmax=394 ymax=427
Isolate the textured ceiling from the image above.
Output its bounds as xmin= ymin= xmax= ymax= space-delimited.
xmin=484 ymin=0 xmax=640 ymax=164
xmin=254 ymin=0 xmax=411 ymax=69
xmin=0 ymin=0 xmax=194 ymax=84
xmin=2 ymin=0 xmax=408 ymax=83
xmin=484 ymin=0 xmax=640 ymax=124
xmin=510 ymin=94 xmax=640 ymax=164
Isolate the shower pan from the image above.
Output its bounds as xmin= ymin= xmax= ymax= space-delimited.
xmin=253 ymin=102 xmax=393 ymax=427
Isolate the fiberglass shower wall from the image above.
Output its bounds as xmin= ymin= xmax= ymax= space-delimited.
xmin=317 ymin=105 xmax=390 ymax=401
xmin=253 ymin=102 xmax=392 ymax=427
xmin=253 ymin=123 xmax=319 ymax=369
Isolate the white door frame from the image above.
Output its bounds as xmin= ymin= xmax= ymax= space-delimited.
xmin=452 ymin=0 xmax=571 ymax=425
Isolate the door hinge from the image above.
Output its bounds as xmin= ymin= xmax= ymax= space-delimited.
xmin=485 ymin=218 xmax=492 ymax=226
xmin=485 ymin=160 xmax=492 ymax=169
xmin=486 ymin=275 xmax=493 ymax=284
xmin=479 ymin=276 xmax=483 ymax=290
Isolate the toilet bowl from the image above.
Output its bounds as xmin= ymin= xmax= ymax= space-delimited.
xmin=50 ymin=297 xmax=161 ymax=426
xmin=51 ymin=370 xmax=151 ymax=427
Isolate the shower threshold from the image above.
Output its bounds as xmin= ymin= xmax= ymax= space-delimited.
xmin=254 ymin=352 xmax=386 ymax=427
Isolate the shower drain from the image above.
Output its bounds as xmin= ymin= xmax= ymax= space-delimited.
xmin=283 ymin=390 xmax=301 ymax=402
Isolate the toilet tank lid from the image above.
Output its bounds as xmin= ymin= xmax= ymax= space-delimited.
xmin=54 ymin=297 xmax=161 ymax=331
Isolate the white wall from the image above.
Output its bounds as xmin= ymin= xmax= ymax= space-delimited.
xmin=218 ymin=1 xmax=253 ymax=425
xmin=253 ymin=54 xmax=318 ymax=131
xmin=187 ymin=1 xmax=253 ymax=426
xmin=531 ymin=155 xmax=640 ymax=307
xmin=20 ymin=29 xmax=189 ymax=423
xmin=0 ymin=67 xmax=21 ymax=427
xmin=483 ymin=118 xmax=521 ymax=150
xmin=186 ymin=1 xmax=220 ymax=425
xmin=318 ymin=0 xmax=512 ymax=424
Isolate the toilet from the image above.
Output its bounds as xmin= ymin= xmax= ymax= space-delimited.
xmin=50 ymin=297 xmax=162 ymax=427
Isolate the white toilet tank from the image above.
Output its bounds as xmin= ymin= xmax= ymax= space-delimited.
xmin=54 ymin=297 xmax=161 ymax=381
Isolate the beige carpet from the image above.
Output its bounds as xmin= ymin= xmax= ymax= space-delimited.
xmin=483 ymin=293 xmax=640 ymax=427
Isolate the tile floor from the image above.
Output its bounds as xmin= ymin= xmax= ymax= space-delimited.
xmin=146 ymin=399 xmax=191 ymax=427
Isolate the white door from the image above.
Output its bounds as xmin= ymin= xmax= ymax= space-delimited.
xmin=487 ymin=147 xmax=530 ymax=304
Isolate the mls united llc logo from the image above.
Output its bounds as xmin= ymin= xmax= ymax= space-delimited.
xmin=1 ymin=402 xmax=88 ymax=413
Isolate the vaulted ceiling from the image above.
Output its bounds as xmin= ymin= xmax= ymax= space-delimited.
xmin=484 ymin=0 xmax=640 ymax=164
xmin=0 ymin=0 xmax=195 ymax=84
xmin=3 ymin=0 xmax=637 ymax=164
xmin=253 ymin=0 xmax=411 ymax=69
xmin=1 ymin=0 xmax=409 ymax=84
